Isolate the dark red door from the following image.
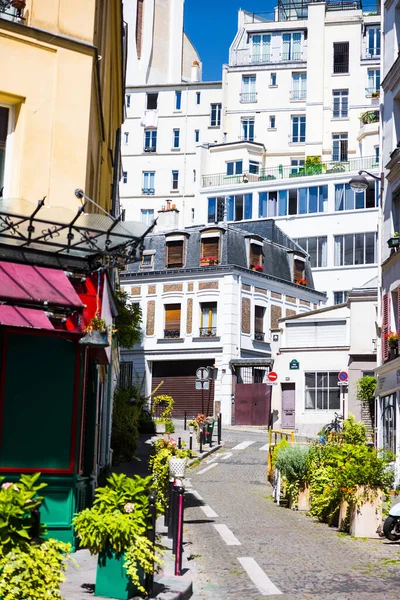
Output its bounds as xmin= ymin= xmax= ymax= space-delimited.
xmin=281 ymin=383 xmax=295 ymax=428
xmin=235 ymin=383 xmax=271 ymax=426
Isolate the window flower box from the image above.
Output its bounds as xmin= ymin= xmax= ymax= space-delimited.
xmin=250 ymin=264 xmax=264 ymax=272
xmin=200 ymin=256 xmax=218 ymax=266
xmin=295 ymin=278 xmax=309 ymax=286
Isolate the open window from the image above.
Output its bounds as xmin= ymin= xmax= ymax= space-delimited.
xmin=249 ymin=240 xmax=263 ymax=270
xmin=200 ymin=302 xmax=217 ymax=337
xmin=147 ymin=93 xmax=158 ymax=110
xmin=254 ymin=306 xmax=265 ymax=341
xmin=166 ymin=239 xmax=184 ymax=268
xmin=293 ymin=254 xmax=306 ymax=284
xmin=164 ymin=304 xmax=181 ymax=338
xmin=200 ymin=235 xmax=220 ymax=265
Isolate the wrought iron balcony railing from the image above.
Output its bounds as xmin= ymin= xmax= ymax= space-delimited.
xmin=365 ymin=88 xmax=380 ymax=98
xmin=230 ymin=49 xmax=306 ymax=67
xmin=199 ymin=327 xmax=217 ymax=338
xmin=363 ymin=48 xmax=380 ymax=59
xmin=290 ymin=89 xmax=307 ymax=101
xmin=142 ymin=188 xmax=155 ymax=195
xmin=0 ymin=0 xmax=25 ymax=21
xmin=254 ymin=331 xmax=265 ymax=342
xmin=240 ymin=92 xmax=257 ymax=103
xmin=164 ymin=329 xmax=181 ymax=339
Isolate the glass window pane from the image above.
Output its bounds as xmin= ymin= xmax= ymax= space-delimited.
xmin=329 ymin=389 xmax=340 ymax=410
xmin=355 ymin=190 xmax=365 ymax=209
xmin=305 ymin=372 xmax=315 ymax=388
xmin=305 ymin=389 xmax=315 ymax=409
xmin=329 ymin=372 xmax=339 ymax=386
xmin=259 ymin=192 xmax=267 ymax=218
xmin=278 ymin=190 xmax=287 ymax=216
xmin=345 ymin=184 xmax=354 ymax=210
xmin=308 ymin=237 xmax=317 ymax=268
xmin=317 ymin=372 xmax=327 ymax=388
xmin=344 ymin=234 xmax=354 ymax=265
xmin=298 ymin=188 xmax=307 ymax=214
xmin=318 ymin=237 xmax=327 ymax=267
xmin=309 ymin=187 xmax=318 ymax=213
xmin=365 ymin=232 xmax=376 ymax=263
xmin=354 ymin=233 xmax=364 ymax=264
xmin=317 ymin=390 xmax=325 ymax=410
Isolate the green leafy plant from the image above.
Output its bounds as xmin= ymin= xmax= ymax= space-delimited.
xmin=152 ymin=395 xmax=174 ymax=420
xmin=274 ymin=444 xmax=309 ymax=507
xmin=356 ymin=376 xmax=376 ymax=426
xmin=114 ymin=288 xmax=142 ymax=349
xmin=73 ymin=473 xmax=161 ymax=593
xmin=111 ymin=386 xmax=141 ymax=465
xmin=149 ymin=437 xmax=190 ymax=512
xmin=342 ymin=413 xmax=368 ymax=445
xmin=85 ymin=314 xmax=107 ymax=332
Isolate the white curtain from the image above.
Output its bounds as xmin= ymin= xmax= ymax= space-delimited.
xmin=335 ymin=185 xmax=344 ymax=211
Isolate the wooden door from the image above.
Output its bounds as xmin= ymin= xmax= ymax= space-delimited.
xmin=235 ymin=383 xmax=271 ymax=426
xmin=281 ymin=383 xmax=296 ymax=428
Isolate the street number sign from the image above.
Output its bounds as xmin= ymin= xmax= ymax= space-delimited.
xmin=338 ymin=371 xmax=348 ymax=383
xmin=267 ymin=371 xmax=278 ymax=382
xmin=196 ymin=366 xmax=209 ymax=380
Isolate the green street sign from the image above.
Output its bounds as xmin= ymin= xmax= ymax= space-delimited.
xmin=289 ymin=359 xmax=300 ymax=370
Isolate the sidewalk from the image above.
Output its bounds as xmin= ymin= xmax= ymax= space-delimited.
xmin=61 ymin=420 xmax=221 ymax=600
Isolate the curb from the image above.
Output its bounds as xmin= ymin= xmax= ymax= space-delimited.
xmin=187 ymin=442 xmax=223 ymax=466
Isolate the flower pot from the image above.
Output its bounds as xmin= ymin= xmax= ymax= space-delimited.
xmin=155 ymin=422 xmax=166 ymax=434
xmin=349 ymin=486 xmax=382 ymax=538
xmin=96 ymin=548 xmax=143 ymax=599
xmin=168 ymin=457 xmax=187 ymax=478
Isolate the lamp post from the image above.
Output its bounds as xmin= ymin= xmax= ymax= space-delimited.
xmin=348 ymin=170 xmax=384 ymax=198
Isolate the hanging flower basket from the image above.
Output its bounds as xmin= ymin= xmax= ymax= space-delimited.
xmin=385 ymin=331 xmax=399 ymax=346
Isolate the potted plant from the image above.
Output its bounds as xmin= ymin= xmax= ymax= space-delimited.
xmin=273 ymin=444 xmax=310 ymax=510
xmin=73 ymin=473 xmax=160 ymax=598
xmin=149 ymin=436 xmax=190 ymax=511
xmin=371 ymin=91 xmax=380 ymax=99
xmin=250 ymin=264 xmax=264 ymax=272
xmin=200 ymin=256 xmax=218 ymax=266
xmin=11 ymin=0 xmax=26 ymax=8
xmin=295 ymin=278 xmax=309 ymax=286
xmin=385 ymin=331 xmax=399 ymax=348
xmin=152 ymin=394 xmax=174 ymax=434
xmin=387 ymin=232 xmax=399 ymax=249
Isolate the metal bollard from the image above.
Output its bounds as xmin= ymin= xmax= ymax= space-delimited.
xmin=30 ymin=508 xmax=41 ymax=542
xmin=184 ymin=410 xmax=187 ymax=430
xmin=174 ymin=486 xmax=185 ymax=575
xmin=166 ymin=478 xmax=174 ymax=533
xmin=189 ymin=432 xmax=193 ymax=457
xmin=217 ymin=412 xmax=222 ymax=445
xmin=178 ymin=436 xmax=182 ymax=449
xmin=146 ymin=490 xmax=157 ymax=596
xmin=199 ymin=427 xmax=203 ymax=454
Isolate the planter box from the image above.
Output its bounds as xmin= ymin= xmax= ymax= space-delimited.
xmin=338 ymin=500 xmax=349 ymax=531
xmin=349 ymin=486 xmax=382 ymax=538
xmin=96 ymin=549 xmax=143 ymax=599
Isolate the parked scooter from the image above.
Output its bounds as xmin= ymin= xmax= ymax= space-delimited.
xmin=383 ymin=503 xmax=400 ymax=541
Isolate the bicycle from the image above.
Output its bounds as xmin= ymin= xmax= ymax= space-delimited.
xmin=319 ymin=412 xmax=343 ymax=443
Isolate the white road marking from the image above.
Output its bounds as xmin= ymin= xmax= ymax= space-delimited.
xmin=213 ymin=524 xmax=241 ymax=545
xmin=232 ymin=441 xmax=255 ymax=450
xmin=237 ymin=557 xmax=282 ymax=596
xmin=189 ymin=490 xmax=203 ymax=501
xmin=259 ymin=443 xmax=270 ymax=451
xmin=221 ymin=452 xmax=233 ymax=460
xmin=200 ymin=504 xmax=218 ymax=518
xmin=196 ymin=462 xmax=219 ymax=475
xmin=205 ymin=455 xmax=219 ymax=463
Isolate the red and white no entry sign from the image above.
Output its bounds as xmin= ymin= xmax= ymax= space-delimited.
xmin=267 ymin=371 xmax=278 ymax=382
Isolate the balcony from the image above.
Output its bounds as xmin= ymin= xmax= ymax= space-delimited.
xmin=0 ymin=1 xmax=25 ymax=22
xmin=199 ymin=327 xmax=217 ymax=338
xmin=229 ymin=48 xmax=305 ymax=67
xmin=254 ymin=331 xmax=265 ymax=342
xmin=142 ymin=188 xmax=155 ymax=195
xmin=144 ymin=147 xmax=156 ymax=153
xmin=164 ymin=329 xmax=180 ymax=339
xmin=289 ymin=89 xmax=307 ymax=101
xmin=202 ymin=155 xmax=378 ymax=188
xmin=362 ymin=48 xmax=380 ymax=60
xmin=365 ymin=88 xmax=380 ymax=99
xmin=240 ymin=92 xmax=257 ymax=103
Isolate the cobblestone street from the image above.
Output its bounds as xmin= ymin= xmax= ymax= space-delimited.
xmin=184 ymin=430 xmax=400 ymax=600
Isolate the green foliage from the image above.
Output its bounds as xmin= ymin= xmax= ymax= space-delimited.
xmin=0 ymin=473 xmax=47 ymax=555
xmin=73 ymin=473 xmax=160 ymax=593
xmin=271 ymin=438 xmax=289 ymax=466
xmin=356 ymin=376 xmax=376 ymax=424
xmin=342 ymin=413 xmax=367 ymax=445
xmin=152 ymin=395 xmax=174 ymax=419
xmin=111 ymin=386 xmax=140 ymax=465
xmin=274 ymin=445 xmax=309 ymax=483
xmin=149 ymin=437 xmax=190 ymax=512
xmin=164 ymin=418 xmax=175 ymax=433
xmin=0 ymin=539 xmax=72 ymax=600
xmin=114 ymin=288 xmax=142 ymax=349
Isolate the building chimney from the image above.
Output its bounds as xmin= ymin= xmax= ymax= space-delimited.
xmin=191 ymin=61 xmax=201 ymax=82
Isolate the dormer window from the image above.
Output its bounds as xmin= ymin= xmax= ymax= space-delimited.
xmin=293 ymin=254 xmax=307 ymax=285
xmin=250 ymin=241 xmax=263 ymax=271
xmin=140 ymin=249 xmax=155 ymax=269
xmin=166 ymin=239 xmax=184 ymax=268
xmin=200 ymin=235 xmax=220 ymax=265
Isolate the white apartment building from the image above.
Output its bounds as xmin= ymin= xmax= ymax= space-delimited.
xmin=121 ymin=0 xmax=381 ymax=306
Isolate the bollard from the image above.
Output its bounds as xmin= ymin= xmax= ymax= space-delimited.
xmin=174 ymin=486 xmax=185 ymax=576
xmin=167 ymin=479 xmax=176 ymax=537
xmin=189 ymin=432 xmax=193 ymax=457
xmin=146 ymin=490 xmax=157 ymax=596
xmin=199 ymin=427 xmax=203 ymax=454
xmin=165 ymin=478 xmax=174 ymax=527
xmin=178 ymin=437 xmax=182 ymax=449
xmin=217 ymin=412 xmax=222 ymax=445
xmin=184 ymin=410 xmax=187 ymax=430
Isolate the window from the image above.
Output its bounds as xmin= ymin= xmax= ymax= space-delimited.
xmin=242 ymin=118 xmax=255 ymax=141
xmin=124 ymin=131 xmax=129 ymax=144
xmin=367 ymin=69 xmax=380 ymax=96
xmin=291 ymin=116 xmax=306 ymax=142
xmin=290 ymin=158 xmax=304 ymax=174
xmin=0 ymin=106 xmax=10 ymax=196
xmin=250 ymin=242 xmax=263 ymax=267
xmin=366 ymin=26 xmax=380 ymax=58
xmin=381 ymin=394 xmax=396 ymax=453
xmin=254 ymin=306 xmax=265 ymax=341
xmin=172 ymin=170 xmax=179 ymax=190
xmin=144 ymin=129 xmax=157 ymax=151
xmin=122 ymin=171 xmax=128 ymax=184
xmin=282 ymin=32 xmax=302 ymax=61
xmin=208 ymin=197 xmax=225 ymax=223
xmin=226 ymin=160 xmax=243 ymax=176
xmin=334 ymin=182 xmax=376 ymax=211
xmin=251 ymin=34 xmax=271 ymax=63
xmin=142 ymin=172 xmax=155 ymax=194
xmin=141 ymin=254 xmax=153 ymax=267
xmin=141 ymin=209 xmax=154 ymax=226
xmin=126 ymin=94 xmax=131 ymax=108
xmin=291 ymin=73 xmax=307 ymax=100
xmin=201 ymin=236 xmax=220 ymax=263
xmin=146 ymin=93 xmax=158 ymax=109
xmin=249 ymin=161 xmax=259 ymax=174
xmin=334 ymin=232 xmax=377 ymax=266
xmin=226 ymin=194 xmax=253 ymax=221
xmin=295 ymin=236 xmax=327 ymax=268
xmin=119 ymin=362 xmax=133 ymax=388
xmin=305 ymin=372 xmax=340 ymax=410
xmin=333 ymin=42 xmax=349 ymax=74
xmin=259 ymin=191 xmax=278 ymax=217
xmin=334 ymin=291 xmax=348 ymax=305
xmin=392 ymin=192 xmax=400 ymax=234
xmin=277 ymin=186 xmax=327 ymax=216
xmin=164 ymin=304 xmax=181 ymax=338
xmin=195 ymin=129 xmax=200 ymax=143
xmin=269 ymin=115 xmax=276 ymax=129
xmin=210 ymin=103 xmax=222 ymax=127
xmin=332 ymin=133 xmax=348 ymax=162
xmin=175 ymin=91 xmax=182 ymax=110
xmin=293 ymin=256 xmax=305 ymax=282
xmin=270 ymin=72 xmax=277 ymax=86
xmin=196 ymin=92 xmax=201 ymax=105
xmin=173 ymin=129 xmax=180 ymax=149
xmin=166 ymin=240 xmax=184 ymax=268
xmin=332 ymin=89 xmax=348 ymax=118
xmin=241 ymin=75 xmax=257 ymax=103
xmin=200 ymin=302 xmax=217 ymax=337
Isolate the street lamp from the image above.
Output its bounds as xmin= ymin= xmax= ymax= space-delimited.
xmin=349 ymin=170 xmax=384 ymax=198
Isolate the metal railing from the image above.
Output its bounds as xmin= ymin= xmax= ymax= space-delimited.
xmin=363 ymin=48 xmax=380 ymax=59
xmin=164 ymin=329 xmax=181 ymax=339
xmin=202 ymin=155 xmax=378 ymax=188
xmin=290 ymin=89 xmax=307 ymax=101
xmin=254 ymin=331 xmax=265 ymax=341
xmin=365 ymin=88 xmax=380 ymax=98
xmin=199 ymin=327 xmax=217 ymax=338
xmin=230 ymin=48 xmax=305 ymax=67
xmin=359 ymin=109 xmax=379 ymax=125
xmin=240 ymin=92 xmax=257 ymax=103
xmin=142 ymin=188 xmax=155 ymax=195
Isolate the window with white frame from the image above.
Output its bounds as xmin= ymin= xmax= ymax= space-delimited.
xmin=366 ymin=26 xmax=380 ymax=58
xmin=254 ymin=306 xmax=266 ymax=341
xmin=291 ymin=73 xmax=306 ymax=100
xmin=142 ymin=172 xmax=155 ymax=194
xmin=305 ymin=372 xmax=340 ymax=410
xmin=172 ymin=170 xmax=179 ymax=190
xmin=332 ymin=133 xmax=348 ymax=161
xmin=195 ymin=129 xmax=200 ymax=143
xmin=175 ymin=91 xmax=182 ymax=110
xmin=282 ymin=32 xmax=302 ymax=61
xmin=200 ymin=302 xmax=217 ymax=337
xmin=333 ymin=42 xmax=349 ymax=74
xmin=269 ymin=115 xmax=276 ymax=129
xmin=241 ymin=118 xmax=255 ymax=141
xmin=0 ymin=106 xmax=10 ymax=197
xmin=226 ymin=160 xmax=243 ymax=176
xmin=226 ymin=194 xmax=253 ymax=221
xmin=144 ymin=129 xmax=157 ymax=151
xmin=334 ymin=232 xmax=377 ymax=265
xmin=270 ymin=72 xmax=277 ymax=86
xmin=249 ymin=161 xmax=260 ymax=174
xmin=122 ymin=171 xmax=128 ymax=184
xmin=334 ymin=182 xmax=376 ymax=211
xmin=333 ymin=291 xmax=349 ymax=305
xmin=366 ymin=69 xmax=380 ymax=96
xmin=332 ymin=89 xmax=348 ymax=118
xmin=259 ymin=191 xmax=278 ymax=217
xmin=173 ymin=129 xmax=180 ymax=149
xmin=146 ymin=93 xmax=158 ymax=109
xmin=124 ymin=131 xmax=129 ymax=144
xmin=295 ymin=236 xmax=327 ymax=268
xmin=277 ymin=185 xmax=328 ymax=216
xmin=241 ymin=75 xmax=257 ymax=103
xmin=141 ymin=209 xmax=154 ymax=226
xmin=290 ymin=158 xmax=304 ymax=173
xmin=291 ymin=116 xmax=306 ymax=142
xmin=251 ymin=34 xmax=271 ymax=63
xmin=210 ymin=103 xmax=222 ymax=126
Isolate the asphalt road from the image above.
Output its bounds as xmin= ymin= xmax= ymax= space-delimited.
xmin=183 ymin=428 xmax=400 ymax=600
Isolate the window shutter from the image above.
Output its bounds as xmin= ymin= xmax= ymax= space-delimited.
xmin=250 ymin=244 xmax=262 ymax=266
xmin=167 ymin=241 xmax=184 ymax=267
xmin=165 ymin=304 xmax=181 ymax=330
xmin=202 ymin=237 xmax=219 ymax=259
xmin=254 ymin=306 xmax=264 ymax=332
xmin=382 ymin=293 xmax=390 ymax=361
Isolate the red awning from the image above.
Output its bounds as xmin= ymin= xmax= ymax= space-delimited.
xmin=0 ymin=305 xmax=55 ymax=330
xmin=0 ymin=262 xmax=83 ymax=309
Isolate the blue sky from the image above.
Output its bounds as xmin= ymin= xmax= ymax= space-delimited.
xmin=184 ymin=0 xmax=275 ymax=81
